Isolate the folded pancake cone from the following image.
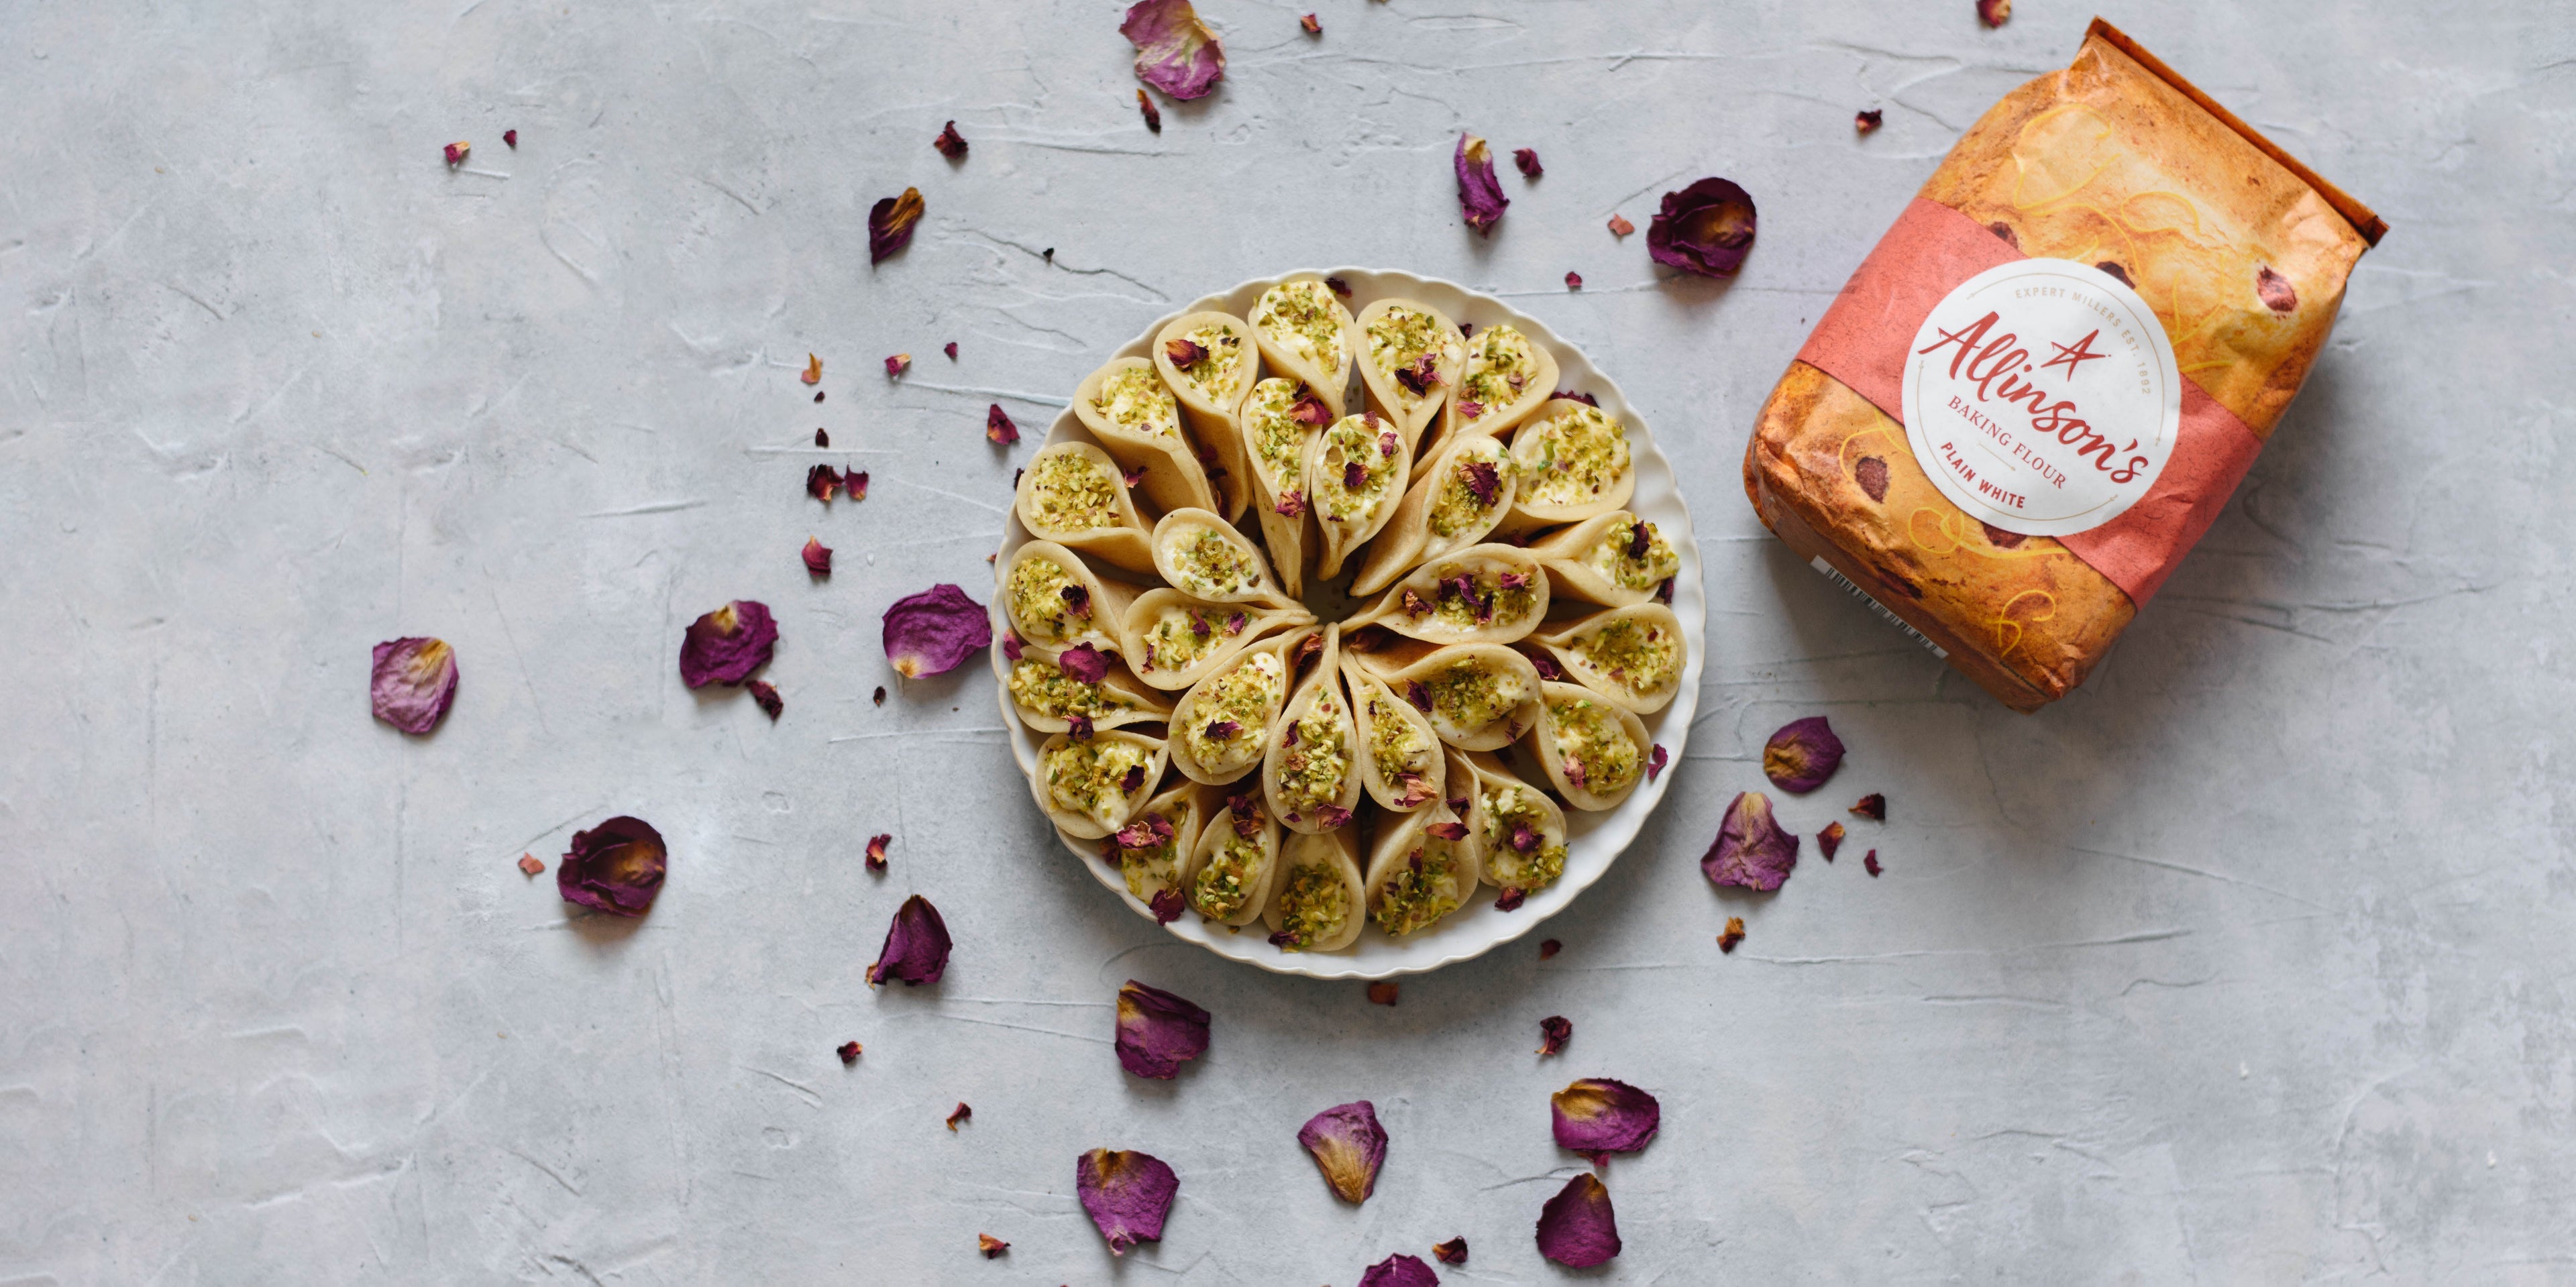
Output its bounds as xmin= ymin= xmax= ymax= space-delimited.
xmin=1350 ymin=433 xmax=1519 ymax=596
xmin=1500 ymin=398 xmax=1636 ymax=535
xmin=1309 ymin=412 xmax=1413 ymax=581
xmin=1262 ymin=827 xmax=1366 ymax=953
xmin=1263 ymin=623 xmax=1364 ymax=834
xmin=1152 ymin=311 xmax=1260 ymax=520
xmin=1348 ymin=543 xmax=1552 ymax=647
xmin=1091 ymin=779 xmax=1214 ymax=909
xmin=1343 ymin=655 xmax=1444 ymax=812
xmin=1072 ymin=357 xmax=1220 ymax=519
xmin=1006 ymin=642 xmax=1174 ymax=734
xmin=1413 ymin=321 xmax=1558 ymax=484
xmin=1031 ymin=728 xmax=1169 ymax=840
xmin=1522 ymin=681 xmax=1652 ymax=812
xmin=1150 ymin=508 xmax=1294 ymax=610
xmin=1168 ymin=626 xmax=1314 ymax=786
xmin=1015 ymin=443 xmax=1160 ymax=575
xmin=1521 ymin=510 xmax=1680 ymax=608
xmin=1248 ymin=278 xmax=1357 ymax=419
xmin=1349 ymin=638 xmax=1542 ymax=752
xmin=1240 ymin=376 xmax=1330 ymax=599
xmin=1527 ymin=604 xmax=1686 ymax=714
xmin=1183 ymin=789 xmax=1283 ymax=926
xmin=1354 ymin=298 xmax=1465 ymax=459
xmin=1123 ymin=588 xmax=1311 ymax=692
xmin=1364 ymin=801 xmax=1483 ymax=938
xmin=998 ymin=540 xmax=1136 ymax=655
xmin=1455 ymin=750 xmax=1569 ymax=896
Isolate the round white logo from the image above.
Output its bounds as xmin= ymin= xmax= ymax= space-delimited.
xmin=1897 ymin=258 xmax=2181 ymax=537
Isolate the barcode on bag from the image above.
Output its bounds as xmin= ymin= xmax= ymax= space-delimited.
xmin=1810 ymin=556 xmax=1948 ymax=659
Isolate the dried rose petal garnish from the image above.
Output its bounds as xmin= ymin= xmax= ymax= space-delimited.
xmin=1851 ymin=792 xmax=1886 ymax=821
xmin=1607 ymin=213 xmax=1634 ymax=237
xmin=443 ymin=141 xmax=470 ymax=166
xmin=1358 ymin=1253 xmax=1439 ymax=1287
xmin=1762 ymin=716 xmax=1844 ymax=792
xmin=1818 ymin=821 xmax=1845 ymax=861
xmin=976 ymin=1233 xmax=1007 ymax=1258
xmin=1565 ymin=271 xmax=1583 ymax=290
xmin=1538 ymin=1015 xmax=1571 ymax=1056
xmin=517 ymin=854 xmax=545 ymax=877
xmin=1856 ymin=108 xmax=1884 ymax=134
xmin=1495 ymin=887 xmax=1527 ymax=911
xmin=867 ymin=187 xmax=926 ymax=264
xmin=803 ymin=537 xmax=833 ymax=575
xmin=814 ymin=427 xmax=828 ymax=446
xmin=1300 ymin=11 xmax=1320 ymax=34
xmin=1001 ymin=630 xmax=1024 ymax=663
xmin=1977 ymin=0 xmax=2010 ymax=27
xmin=943 ymin=341 xmax=958 ymax=360
xmin=802 ymin=353 xmax=822 ymax=385
xmin=1204 ymin=719 xmax=1240 ymax=742
xmin=1511 ymin=146 xmax=1544 ymax=178
xmin=885 ymin=353 xmax=911 ymax=378
xmin=1425 ymin=820 xmax=1468 ymax=842
xmin=1056 ymin=642 xmax=1110 ymax=685
xmin=1298 ymin=1101 xmax=1387 ymax=1203
xmin=982 ymin=403 xmax=1020 ymax=446
xmin=1325 ymin=276 xmax=1351 ymax=297
xmin=934 ymin=120 xmax=968 ymax=159
xmin=1539 ymin=938 xmax=1560 ymax=960
xmin=807 ymin=462 xmax=844 ymax=502
xmin=1645 ymin=744 xmax=1669 ymax=783
xmin=947 ymin=1102 xmax=972 ymax=1130
xmin=681 ymin=601 xmax=777 ymax=688
xmin=1703 ymin=791 xmax=1799 ymax=891
xmin=1433 ymin=1235 xmax=1468 ymax=1265
xmin=1537 ymin=1173 xmax=1622 ymax=1267
xmin=1077 ymin=1148 xmax=1178 ymax=1255
xmin=370 ymin=636 xmax=459 ymax=734
xmin=883 ymin=584 xmax=992 ymax=679
xmin=1865 ymin=850 xmax=1882 ymax=877
xmin=1120 ymin=763 xmax=1147 ymax=794
xmin=1121 ymin=0 xmax=1226 ymax=100
xmin=557 ymin=816 xmax=667 ymax=917
xmin=1554 ymin=389 xmax=1599 ymax=407
xmin=1719 ymin=916 xmax=1745 ymax=953
xmin=1454 ymin=133 xmax=1509 ymax=236
xmin=1646 ymin=177 xmax=1758 ymax=278
xmin=847 ymin=470 xmax=869 ymax=501
xmin=1115 ymin=980 xmax=1211 ymax=1080
xmin=2257 ymin=265 xmax=2298 ymax=313
xmin=837 ymin=1040 xmax=862 ymax=1064
xmin=1553 ymin=1077 xmax=1660 ymax=1160
xmin=747 ymin=679 xmax=783 ymax=720
xmin=1136 ymin=88 xmax=1161 ymax=133
xmin=1529 ymin=651 xmax=1566 ymax=681
xmin=867 ymin=894 xmax=953 ymax=986
xmin=1150 ymin=888 xmax=1185 ymax=923
xmin=1165 ymin=336 xmax=1209 ymax=367
xmin=866 ymin=833 xmax=891 ymax=873
xmin=1367 ymin=981 xmax=1399 ymax=1006
xmin=503 ymin=129 xmax=518 ymax=148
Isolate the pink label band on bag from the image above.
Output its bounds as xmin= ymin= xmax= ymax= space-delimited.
xmin=1794 ymin=197 xmax=2263 ymax=606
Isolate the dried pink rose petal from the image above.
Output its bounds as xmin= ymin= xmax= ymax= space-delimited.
xmin=1538 ymin=1015 xmax=1571 ymax=1056
xmin=557 ymin=816 xmax=667 ymax=917
xmin=1851 ymin=792 xmax=1886 ymax=821
xmin=847 ymin=470 xmax=869 ymax=501
xmin=885 ymin=352 xmax=911 ymax=378
xmin=1300 ymin=11 xmax=1320 ymax=34
xmin=1495 ymin=886 xmax=1527 ymax=911
xmin=1528 ymin=651 xmax=1566 ymax=682
xmin=1553 ymin=1077 xmax=1659 ymax=1158
xmin=1762 ymin=716 xmax=1844 ymax=792
xmin=934 ymin=121 xmax=968 ymax=160
xmin=866 ymin=833 xmax=891 ymax=873
xmin=680 ymin=601 xmax=777 ymax=688
xmin=803 ymin=537 xmax=833 ymax=575
xmin=1977 ymin=0 xmax=2010 ymax=27
xmin=1115 ymin=980 xmax=1211 ymax=1080
xmin=1001 ymin=630 xmax=1024 ymax=663
xmin=1165 ymin=337 xmax=1209 ymax=366
xmin=1564 ymin=270 xmax=1583 ymax=290
xmin=1077 ymin=1148 xmax=1179 ymax=1254
xmin=1703 ymin=791 xmax=1799 ymax=891
xmin=1057 ymin=642 xmax=1110 ymax=684
xmin=947 ymin=1101 xmax=972 ymax=1130
xmin=1646 ymin=744 xmax=1669 ymax=782
xmin=1856 ymin=108 xmax=1884 ymax=134
xmin=1647 ymin=177 xmax=1757 ymax=278
xmin=976 ymin=1233 xmax=1007 ymax=1257
xmin=517 ymin=853 xmax=545 ymax=877
xmin=443 ymin=141 xmax=469 ymax=166
xmin=985 ymin=404 xmax=1020 ymax=445
xmin=1607 ymin=213 xmax=1634 ymax=237
xmin=1136 ymin=89 xmax=1162 ymax=133
xmin=883 ymin=584 xmax=993 ymax=679
xmin=503 ymin=129 xmax=518 ymax=148
xmin=1818 ymin=821 xmax=1845 ymax=862
xmin=2257 ymin=265 xmax=2298 ymax=313
xmin=1316 ymin=803 xmax=1352 ymax=830
xmin=802 ymin=353 xmax=822 ymax=385
xmin=814 ymin=427 xmax=829 ymax=445
xmin=867 ymin=894 xmax=952 ymax=986
xmin=1536 ymin=1172 xmax=1621 ymax=1267
xmin=1554 ymin=389 xmax=1599 ymax=406
xmin=1359 ymin=1253 xmax=1439 ymax=1287
xmin=1433 ymin=1235 xmax=1468 ymax=1265
xmin=1513 ymin=147 xmax=1543 ymax=178
xmin=1719 ymin=915 xmax=1746 ymax=952
xmin=1068 ymin=712 xmax=1095 ymax=741
xmin=837 ymin=1040 xmax=862 ymax=1064
xmin=1150 ymin=888 xmax=1185 ymax=923
xmin=1864 ymin=850 xmax=1882 ymax=877
xmin=1299 ymin=1101 xmax=1387 ymax=1203
xmin=371 ymin=636 xmax=459 ymax=734
xmin=1454 ymin=133 xmax=1509 ymax=236
xmin=747 ymin=678 xmax=783 ymax=720
xmin=1121 ymin=0 xmax=1226 ymax=101
xmin=943 ymin=341 xmax=958 ymax=360
xmin=808 ymin=463 xmax=844 ymax=501
xmin=867 ymin=187 xmax=925 ymax=264
xmin=1425 ymin=820 xmax=1468 ymax=842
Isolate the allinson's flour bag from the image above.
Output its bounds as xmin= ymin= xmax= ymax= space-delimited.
xmin=1745 ymin=19 xmax=2385 ymax=710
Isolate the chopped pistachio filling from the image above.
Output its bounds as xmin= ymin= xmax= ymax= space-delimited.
xmin=1426 ymin=659 xmax=1527 ymax=736
xmin=1119 ymin=820 xmax=1185 ymax=899
xmin=1008 ymin=656 xmax=1140 ymax=722
xmin=1428 ymin=439 xmax=1513 ymax=539
xmin=1571 ymin=617 xmax=1681 ymax=700
xmin=1363 ymin=689 xmax=1435 ymax=782
xmin=1243 ymin=378 xmax=1314 ymax=490
xmin=1273 ymin=862 xmax=1350 ymax=951
xmin=1171 ymin=323 xmax=1247 ymax=400
xmin=1024 ymin=452 xmax=1124 ymax=533
xmin=1189 ymin=826 xmax=1268 ymax=921
xmin=1094 ymin=364 xmax=1181 ymax=440
xmin=1546 ymin=694 xmax=1642 ymax=795
xmin=1179 ymin=651 xmax=1285 ymax=773
xmin=1169 ymin=526 xmax=1264 ymax=599
xmin=1273 ymin=690 xmax=1351 ymax=819
xmin=1313 ymin=416 xmax=1399 ymax=524
xmin=1517 ymin=403 xmax=1631 ymax=508
xmin=1421 ymin=561 xmax=1540 ymax=632
xmin=1455 ymin=324 xmax=1538 ymax=427
xmin=1372 ymin=846 xmax=1461 ymax=938
xmin=1006 ymin=555 xmax=1084 ymax=645
xmin=1365 ymin=306 xmax=1460 ymax=413
xmin=1586 ymin=518 xmax=1680 ymax=592
xmin=1137 ymin=605 xmax=1224 ymax=677
xmin=1480 ymin=784 xmax=1568 ymax=890
xmin=1252 ymin=280 xmax=1348 ymax=373
xmin=1042 ymin=737 xmax=1155 ymax=832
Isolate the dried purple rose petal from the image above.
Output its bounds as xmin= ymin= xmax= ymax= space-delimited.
xmin=1165 ymin=337 xmax=1209 ymax=367
xmin=1114 ymin=814 xmax=1173 ymax=852
xmin=934 ymin=120 xmax=967 ymax=159
xmin=1425 ymin=820 xmax=1468 ymax=842
xmin=943 ymin=341 xmax=958 ymax=360
xmin=1061 ymin=584 xmax=1093 ymax=619
xmin=1434 ymin=1235 xmax=1468 ymax=1265
xmin=443 ymin=140 xmax=469 ymax=166
xmin=1703 ymin=791 xmax=1799 ymax=891
xmin=883 ymin=583 xmax=992 ymax=679
xmin=1865 ymin=850 xmax=1882 ymax=877
xmin=1454 ymin=133 xmax=1509 ymax=236
xmin=2257 ymin=265 xmax=2298 ymax=313
xmin=1120 ymin=763 xmax=1147 ymax=794
xmin=1136 ymin=88 xmax=1162 ymax=132
xmin=846 ymin=470 xmax=870 ymax=502
xmin=517 ymin=853 xmax=545 ymax=877
xmin=1851 ymin=792 xmax=1886 ymax=821
xmin=1564 ymin=271 xmax=1583 ymax=290
xmin=1225 ymin=611 xmax=1246 ymax=636
xmin=976 ymin=1233 xmax=1007 ymax=1258
xmin=867 ymin=894 xmax=953 ymax=986
xmin=866 ymin=833 xmax=891 ymax=873
xmin=1977 ymin=0 xmax=2010 ymax=27
xmin=681 ymin=600 xmax=778 ymax=688
xmin=1273 ymin=488 xmax=1307 ymax=518
xmin=1205 ymin=718 xmax=1240 ymax=742
xmin=1495 ymin=886 xmax=1527 ymax=911
xmin=1818 ymin=821 xmax=1845 ymax=862
xmin=884 ymin=352 xmax=911 ymax=378
xmin=1001 ymin=630 xmax=1024 ymax=662
xmin=503 ymin=129 xmax=518 ymax=148
xmin=867 ymin=187 xmax=925 ymax=264
xmin=557 ymin=816 xmax=667 ymax=917
xmin=1719 ymin=916 xmax=1745 ymax=953
xmin=984 ymin=403 xmax=1021 ymax=446
xmin=1367 ymin=981 xmax=1399 ymax=1005
xmin=814 ymin=427 xmax=829 ymax=445
xmin=947 ymin=1102 xmax=972 ymax=1130
xmin=1359 ymin=1253 xmax=1439 ymax=1287
xmin=1554 ymin=389 xmax=1599 ymax=406
xmin=1150 ymin=887 xmax=1185 ymax=923
xmin=837 ymin=1040 xmax=862 ymax=1064
xmin=1344 ymin=459 xmax=1366 ymax=491
xmin=1115 ymin=980 xmax=1212 ymax=1080
xmin=1646 ymin=176 xmax=1758 ymax=278
xmin=1058 ymin=642 xmax=1110 ymax=684
xmin=1315 ymin=803 xmax=1352 ymax=830
xmin=803 ymin=537 xmax=833 ymax=575
xmin=747 ymin=678 xmax=783 ymax=720
xmin=1762 ymin=716 xmax=1844 ymax=793
xmin=1405 ymin=681 xmax=1432 ymax=712
xmin=1856 ymin=108 xmax=1884 ymax=134
xmin=1552 ymin=1077 xmax=1660 ymax=1158
xmin=1528 ymin=651 xmax=1566 ymax=682
xmin=1299 ymin=1101 xmax=1387 ymax=1203
xmin=807 ymin=463 xmax=843 ymax=502
xmin=1538 ymin=1015 xmax=1571 ymax=1056
xmin=1646 ymin=744 xmax=1669 ymax=783
xmin=1513 ymin=147 xmax=1543 ymax=178
xmin=1122 ymin=463 xmax=1148 ymax=489
xmin=1121 ymin=0 xmax=1226 ymax=100
xmin=1322 ymin=276 xmax=1350 ymax=298
xmin=1537 ymin=1172 xmax=1621 ymax=1267
xmin=370 ymin=636 xmax=459 ymax=734
xmin=1077 ymin=1148 xmax=1179 ymax=1255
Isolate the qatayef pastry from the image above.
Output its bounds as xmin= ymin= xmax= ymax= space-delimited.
xmin=1523 ymin=510 xmax=1679 ymax=608
xmin=1416 ymin=321 xmax=1558 ymax=479
xmin=1150 ymin=508 xmax=1291 ymax=608
xmin=1015 ymin=443 xmax=1159 ymax=575
xmin=1033 ymin=728 xmax=1169 ymax=839
xmin=1354 ymin=298 xmax=1466 ymax=457
xmin=1524 ymin=681 xmax=1652 ymax=812
xmin=1456 ymin=751 xmax=1570 ymax=897
xmin=1505 ymin=398 xmax=1635 ymax=533
xmin=1096 ymin=780 xmax=1212 ymax=908
xmin=1351 ymin=638 xmax=1542 ymax=752
xmin=1240 ymin=376 xmax=1329 ymax=598
xmin=1123 ymin=587 xmax=1309 ymax=692
xmin=1006 ymin=642 xmax=1173 ymax=734
xmin=1350 ymin=544 xmax=1551 ymax=647
xmin=1364 ymin=803 xmax=1483 ymax=938
xmin=1309 ymin=412 xmax=1413 ymax=580
xmin=1073 ymin=356 xmax=1220 ymax=518
xmin=1527 ymin=604 xmax=1686 ymax=714
xmin=1263 ymin=626 xmax=1362 ymax=833
xmin=1169 ymin=627 xmax=1313 ymax=785
xmin=1263 ymin=828 xmax=1366 ymax=952
xmin=1343 ymin=656 xmax=1442 ymax=812
xmin=1248 ymin=278 xmax=1356 ymax=418
xmin=1184 ymin=790 xmax=1283 ymax=926
xmin=1152 ymin=312 xmax=1259 ymax=520
xmin=999 ymin=540 xmax=1133 ymax=655
xmin=1351 ymin=433 xmax=1518 ymax=596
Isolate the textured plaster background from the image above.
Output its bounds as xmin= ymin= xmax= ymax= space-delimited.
xmin=3 ymin=0 xmax=2570 ymax=1282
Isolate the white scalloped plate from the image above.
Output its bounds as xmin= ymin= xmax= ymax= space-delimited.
xmin=991 ymin=269 xmax=1705 ymax=980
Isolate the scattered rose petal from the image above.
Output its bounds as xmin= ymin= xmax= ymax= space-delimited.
xmin=934 ymin=120 xmax=968 ymax=159
xmin=802 ymin=353 xmax=823 ymax=384
xmin=1539 ymin=938 xmax=1560 ymax=960
xmin=1316 ymin=804 xmax=1353 ymax=829
xmin=1495 ymin=887 xmax=1527 ymax=911
xmin=947 ymin=1102 xmax=972 ymax=1131
xmin=557 ymin=816 xmax=668 ymax=917
xmin=1607 ymin=213 xmax=1634 ymax=237
xmin=1538 ymin=1015 xmax=1572 ymax=1056
xmin=1703 ymin=791 xmax=1799 ymax=891
xmin=1299 ymin=1101 xmax=1388 ymax=1204
xmin=1851 ymin=792 xmax=1886 ymax=821
xmin=1116 ymin=980 xmax=1211 ymax=1079
xmin=1057 ymin=642 xmax=1110 ymax=685
xmin=1719 ymin=916 xmax=1745 ymax=953
xmin=1818 ymin=821 xmax=1845 ymax=862
xmin=1434 ymin=1235 xmax=1468 ymax=1265
xmin=1122 ymin=0 xmax=1226 ymax=100
xmin=883 ymin=584 xmax=993 ymax=679
xmin=808 ymin=462 xmax=845 ymax=502
xmin=747 ymin=679 xmax=783 ymax=720
xmin=867 ymin=187 xmax=926 ymax=264
xmin=2257 ymin=265 xmax=2298 ymax=313
xmin=1977 ymin=0 xmax=2010 ymax=27
xmin=1002 ymin=630 xmax=1024 ymax=663
xmin=1425 ymin=820 xmax=1468 ymax=842
xmin=1554 ymin=389 xmax=1599 ymax=407
xmin=1405 ymin=681 xmax=1432 ymax=712
xmin=1225 ymin=611 xmax=1246 ymax=635
xmin=837 ymin=1040 xmax=862 ymax=1064
xmin=873 ymin=685 xmax=887 ymax=706
xmin=1856 ymin=108 xmax=1883 ymax=134
xmin=977 ymin=1233 xmax=1008 ymax=1258
xmin=1205 ymin=719 xmax=1240 ymax=742
xmin=867 ymin=894 xmax=953 ymax=986
xmin=1454 ymin=133 xmax=1509 ymax=236
xmin=1359 ymin=1253 xmax=1439 ymax=1287
xmin=1077 ymin=1148 xmax=1179 ymax=1254
xmin=1865 ymin=850 xmax=1882 ymax=877
xmin=1456 ymin=459 xmax=1501 ymax=508
xmin=1150 ymin=887 xmax=1185 ymax=923
xmin=518 ymin=853 xmax=545 ymax=877
xmin=1527 ymin=651 xmax=1566 ymax=682
xmin=803 ymin=537 xmax=833 ymax=575
xmin=503 ymin=129 xmax=518 ymax=148
xmin=866 ymin=833 xmax=891 ymax=873
xmin=814 ymin=427 xmax=829 ymax=446
xmin=847 ymin=470 xmax=869 ymax=501
xmin=1646 ymin=177 xmax=1758 ymax=278
xmin=1368 ymin=982 xmax=1399 ymax=1006
xmin=1553 ymin=1077 xmax=1660 ymax=1159
xmin=1646 ymin=744 xmax=1669 ymax=782
xmin=1300 ymin=11 xmax=1320 ymax=34
xmin=1565 ymin=271 xmax=1583 ymax=290
xmin=680 ymin=601 xmax=778 ymax=688
xmin=1536 ymin=1172 xmax=1622 ymax=1268
xmin=943 ymin=341 xmax=959 ymax=362
xmin=1762 ymin=716 xmax=1845 ymax=793
xmin=1120 ymin=763 xmax=1146 ymax=794
xmin=1136 ymin=88 xmax=1163 ymax=132
xmin=370 ymin=636 xmax=459 ymax=734
xmin=885 ymin=352 xmax=911 ymax=378
xmin=443 ymin=141 xmax=469 ymax=166
xmin=1325 ymin=276 xmax=1351 ymax=297
xmin=1344 ymin=459 xmax=1366 ymax=491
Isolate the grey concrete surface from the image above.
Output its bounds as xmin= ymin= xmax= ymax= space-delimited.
xmin=3 ymin=1 xmax=2568 ymax=1281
